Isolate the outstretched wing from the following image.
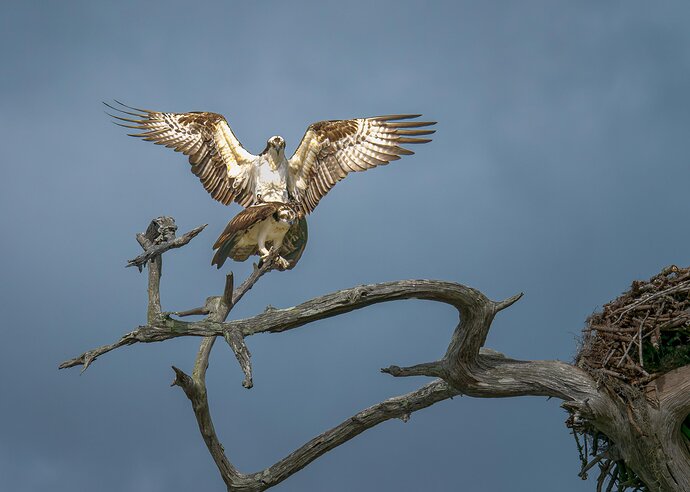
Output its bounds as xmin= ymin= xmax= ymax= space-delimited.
xmin=211 ymin=203 xmax=279 ymax=268
xmin=106 ymin=101 xmax=258 ymax=207
xmin=287 ymin=115 xmax=435 ymax=214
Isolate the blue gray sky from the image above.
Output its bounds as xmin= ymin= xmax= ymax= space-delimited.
xmin=2 ymin=1 xmax=690 ymax=490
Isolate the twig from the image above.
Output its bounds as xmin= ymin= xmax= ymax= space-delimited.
xmin=174 ymin=306 xmax=210 ymax=317
xmin=613 ymin=281 xmax=690 ymax=325
xmin=381 ymin=361 xmax=446 ymax=378
xmin=580 ymin=450 xmax=609 ymax=480
xmin=602 ymin=348 xmax=616 ymax=367
xmin=573 ymin=431 xmax=588 ymax=474
xmin=616 ymin=342 xmax=634 ymax=368
xmin=58 ymin=335 xmax=136 ymax=371
xmin=596 ymin=459 xmax=613 ymax=492
xmin=605 ymin=464 xmax=618 ymax=492
xmin=638 ymin=311 xmax=649 ymax=368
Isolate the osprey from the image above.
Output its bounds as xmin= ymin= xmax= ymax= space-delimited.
xmin=107 ymin=101 xmax=435 ymax=266
xmin=211 ymin=202 xmax=307 ymax=270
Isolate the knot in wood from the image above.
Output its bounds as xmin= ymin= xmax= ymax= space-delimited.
xmin=204 ymin=296 xmax=224 ymax=315
xmin=348 ymin=286 xmax=368 ymax=303
xmin=145 ymin=216 xmax=178 ymax=244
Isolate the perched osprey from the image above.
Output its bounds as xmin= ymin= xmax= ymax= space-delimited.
xmin=107 ymin=101 xmax=435 ymax=266
xmin=211 ymin=202 xmax=307 ymax=270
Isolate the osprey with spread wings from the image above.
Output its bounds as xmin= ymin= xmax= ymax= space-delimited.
xmin=108 ymin=101 xmax=435 ymax=269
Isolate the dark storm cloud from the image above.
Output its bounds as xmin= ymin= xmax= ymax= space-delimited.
xmin=2 ymin=1 xmax=689 ymax=490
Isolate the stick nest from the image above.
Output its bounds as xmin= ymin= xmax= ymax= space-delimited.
xmin=576 ymin=264 xmax=690 ymax=388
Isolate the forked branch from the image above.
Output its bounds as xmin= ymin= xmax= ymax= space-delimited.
xmin=60 ymin=217 xmax=604 ymax=491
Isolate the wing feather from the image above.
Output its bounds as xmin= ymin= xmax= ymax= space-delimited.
xmin=106 ymin=101 xmax=257 ymax=206
xmin=211 ymin=203 xmax=279 ymax=268
xmin=280 ymin=217 xmax=308 ymax=270
xmin=288 ymin=115 xmax=435 ymax=214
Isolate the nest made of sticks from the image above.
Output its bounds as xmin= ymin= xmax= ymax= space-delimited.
xmin=577 ymin=265 xmax=690 ymax=388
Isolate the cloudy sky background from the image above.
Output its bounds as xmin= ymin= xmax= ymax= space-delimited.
xmin=2 ymin=1 xmax=689 ymax=490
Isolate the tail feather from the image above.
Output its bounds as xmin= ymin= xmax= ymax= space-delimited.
xmin=211 ymin=224 xmax=241 ymax=269
xmin=212 ymin=224 xmax=255 ymax=269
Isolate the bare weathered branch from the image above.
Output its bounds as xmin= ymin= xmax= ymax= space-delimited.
xmin=58 ymin=335 xmax=136 ymax=371
xmin=175 ymin=370 xmax=459 ymax=491
xmin=59 ymin=280 xmax=597 ymax=402
xmin=494 ymin=292 xmax=524 ymax=312
xmin=193 ymin=254 xmax=279 ymax=386
xmin=174 ymin=306 xmax=210 ymax=317
xmin=132 ymin=218 xmax=205 ymax=322
xmin=181 ymin=252 xmax=287 ymax=487
xmin=242 ymin=379 xmax=460 ymax=490
xmin=171 ymin=365 xmax=241 ymax=488
xmin=135 ymin=218 xmax=175 ymax=323
xmin=127 ymin=223 xmax=207 ymax=269
xmin=60 ymin=280 xmax=486 ymax=367
xmin=381 ymin=361 xmax=446 ymax=378
xmin=63 ymin=216 xmax=690 ymax=491
xmin=223 ymin=328 xmax=253 ymax=389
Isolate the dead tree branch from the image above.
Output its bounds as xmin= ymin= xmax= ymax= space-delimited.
xmin=60 ymin=217 xmax=690 ymax=491
xmin=61 ymin=279 xmax=595 ymax=402
xmin=127 ymin=223 xmax=207 ymax=270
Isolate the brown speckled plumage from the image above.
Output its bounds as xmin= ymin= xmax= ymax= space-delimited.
xmin=108 ymin=102 xmax=434 ymax=267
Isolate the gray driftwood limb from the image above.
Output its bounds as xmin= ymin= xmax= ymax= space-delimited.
xmin=128 ymin=221 xmax=207 ymax=270
xmin=60 ymin=217 xmax=690 ymax=491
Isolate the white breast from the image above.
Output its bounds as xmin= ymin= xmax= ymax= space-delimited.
xmin=255 ymin=156 xmax=289 ymax=203
xmin=235 ymin=215 xmax=291 ymax=249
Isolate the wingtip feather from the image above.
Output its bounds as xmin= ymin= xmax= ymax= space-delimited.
xmin=374 ymin=114 xmax=422 ymax=121
xmin=397 ymin=129 xmax=436 ymax=136
xmin=107 ymin=113 xmax=146 ymax=125
xmin=395 ymin=147 xmax=415 ymax=156
xmin=398 ymin=137 xmax=433 ymax=144
xmin=104 ymin=101 xmax=148 ymax=118
xmin=112 ymin=99 xmax=153 ymax=114
xmin=110 ymin=121 xmax=144 ymax=131
xmin=387 ymin=120 xmax=437 ymax=128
